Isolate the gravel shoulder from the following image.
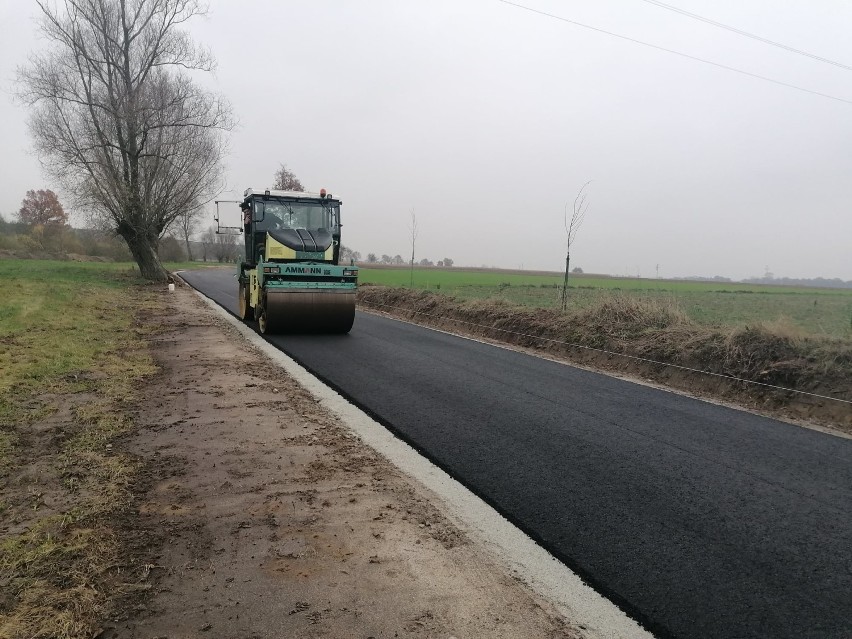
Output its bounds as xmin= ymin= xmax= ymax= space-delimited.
xmin=116 ymin=286 xmax=582 ymax=638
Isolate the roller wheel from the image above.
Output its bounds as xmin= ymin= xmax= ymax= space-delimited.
xmin=257 ymin=297 xmax=270 ymax=334
xmin=238 ymin=281 xmax=254 ymax=321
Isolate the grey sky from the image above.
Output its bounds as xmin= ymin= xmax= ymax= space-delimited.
xmin=2 ymin=0 xmax=851 ymax=280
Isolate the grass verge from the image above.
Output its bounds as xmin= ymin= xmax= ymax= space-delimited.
xmin=358 ymin=267 xmax=852 ymax=340
xmin=0 ymin=260 xmax=163 ymax=638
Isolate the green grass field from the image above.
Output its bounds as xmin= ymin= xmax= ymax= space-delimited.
xmin=0 ymin=258 xmax=161 ymax=638
xmin=359 ymin=266 xmax=852 ymax=340
xmin=0 ymin=258 xmax=209 ymax=285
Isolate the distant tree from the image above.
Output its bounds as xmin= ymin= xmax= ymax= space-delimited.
xmin=380 ymin=254 xmax=391 ymax=264
xmin=339 ymin=245 xmax=363 ymax=263
xmin=561 ymin=181 xmax=592 ymax=311
xmin=572 ymin=266 xmax=583 ymax=274
xmin=57 ymin=227 xmax=84 ymax=254
xmin=78 ymin=228 xmax=131 ymax=260
xmin=158 ymin=235 xmax=185 ymax=262
xmin=393 ymin=254 xmax=404 ymax=265
xmin=202 ymin=226 xmax=237 ymax=262
xmin=18 ymin=221 xmax=75 ymax=253
xmin=201 ymin=227 xmax=216 ymax=262
xmin=18 ymin=0 xmax=233 ymax=281
xmin=170 ymin=205 xmax=204 ymax=260
xmin=20 ymin=226 xmax=46 ymax=252
xmin=272 ymin=164 xmax=304 ymax=192
xmin=419 ymin=258 xmax=433 ymax=266
xmin=367 ymin=253 xmax=378 ymax=263
xmin=409 ymin=208 xmax=418 ymax=286
xmin=43 ymin=224 xmax=79 ymax=253
xmin=199 ymin=229 xmax=210 ymax=262
xmin=18 ymin=189 xmax=67 ymax=226
xmin=442 ymin=257 xmax=454 ymax=267
xmin=437 ymin=260 xmax=444 ymax=267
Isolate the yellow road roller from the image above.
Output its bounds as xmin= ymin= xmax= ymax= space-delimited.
xmin=235 ymin=187 xmax=357 ymax=334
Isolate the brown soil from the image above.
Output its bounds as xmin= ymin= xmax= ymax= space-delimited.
xmin=357 ymin=286 xmax=852 ymax=433
xmin=106 ymin=287 xmax=581 ymax=638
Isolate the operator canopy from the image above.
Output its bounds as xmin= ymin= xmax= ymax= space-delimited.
xmin=251 ymin=199 xmax=337 ymax=253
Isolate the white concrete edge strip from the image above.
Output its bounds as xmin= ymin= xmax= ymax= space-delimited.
xmin=190 ymin=287 xmax=654 ymax=639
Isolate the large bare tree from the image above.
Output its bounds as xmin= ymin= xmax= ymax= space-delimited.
xmin=18 ymin=0 xmax=233 ymax=280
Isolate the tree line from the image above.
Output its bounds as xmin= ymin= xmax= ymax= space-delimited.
xmin=2 ymin=188 xmax=238 ymax=264
xmin=4 ymin=176 xmax=455 ymax=268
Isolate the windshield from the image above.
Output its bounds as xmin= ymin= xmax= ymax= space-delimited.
xmin=254 ymin=200 xmax=338 ymax=233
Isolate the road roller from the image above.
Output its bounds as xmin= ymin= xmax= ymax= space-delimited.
xmin=233 ymin=187 xmax=358 ymax=334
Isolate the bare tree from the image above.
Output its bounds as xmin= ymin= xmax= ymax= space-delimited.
xmin=561 ymin=181 xmax=592 ymax=311
xmin=213 ymin=231 xmax=238 ymax=263
xmin=201 ymin=225 xmax=236 ymax=262
xmin=157 ymin=234 xmax=185 ymax=262
xmin=18 ymin=0 xmax=233 ymax=281
xmin=339 ymin=245 xmax=363 ymax=263
xmin=408 ymin=208 xmax=418 ymax=287
xmin=170 ymin=204 xmax=203 ymax=261
xmin=272 ymin=164 xmax=304 ymax=192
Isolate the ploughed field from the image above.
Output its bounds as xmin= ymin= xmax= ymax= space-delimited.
xmin=359 ymin=266 xmax=852 ymax=340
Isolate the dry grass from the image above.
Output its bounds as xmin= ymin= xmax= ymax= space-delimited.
xmin=0 ymin=519 xmax=119 ymax=639
xmin=358 ymin=286 xmax=852 ymax=429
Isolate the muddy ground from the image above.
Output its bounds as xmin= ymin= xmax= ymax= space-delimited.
xmin=111 ymin=287 xmax=581 ymax=638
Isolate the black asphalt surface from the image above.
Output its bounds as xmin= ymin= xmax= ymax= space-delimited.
xmin=181 ymin=268 xmax=852 ymax=639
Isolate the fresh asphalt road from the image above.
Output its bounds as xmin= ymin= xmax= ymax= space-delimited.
xmin=181 ymin=268 xmax=852 ymax=639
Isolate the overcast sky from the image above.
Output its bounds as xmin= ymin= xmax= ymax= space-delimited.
xmin=2 ymin=0 xmax=851 ymax=280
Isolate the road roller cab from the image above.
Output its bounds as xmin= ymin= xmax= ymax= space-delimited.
xmin=236 ymin=188 xmax=358 ymax=334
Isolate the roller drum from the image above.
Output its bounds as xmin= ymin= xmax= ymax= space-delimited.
xmin=263 ymin=289 xmax=355 ymax=333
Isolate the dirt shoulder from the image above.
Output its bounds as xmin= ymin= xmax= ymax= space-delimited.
xmin=114 ymin=286 xmax=581 ymax=638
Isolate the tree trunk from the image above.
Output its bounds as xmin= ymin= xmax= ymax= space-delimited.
xmin=183 ymin=232 xmax=193 ymax=261
xmin=120 ymin=225 xmax=169 ymax=281
xmin=561 ymin=251 xmax=570 ymax=311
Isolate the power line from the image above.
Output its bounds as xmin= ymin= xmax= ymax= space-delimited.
xmin=495 ymin=0 xmax=852 ymax=106
xmin=638 ymin=0 xmax=852 ymax=72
